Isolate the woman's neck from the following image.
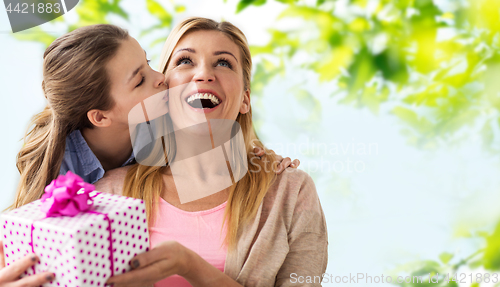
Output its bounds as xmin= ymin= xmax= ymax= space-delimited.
xmin=81 ymin=126 xmax=132 ymax=171
xmin=161 ymin=167 xmax=230 ymax=210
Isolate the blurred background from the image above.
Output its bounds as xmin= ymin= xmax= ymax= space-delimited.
xmin=1 ymin=0 xmax=500 ymax=286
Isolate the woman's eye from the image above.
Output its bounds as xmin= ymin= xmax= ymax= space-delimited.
xmin=136 ymin=76 xmax=145 ymax=88
xmin=217 ymin=59 xmax=232 ymax=69
xmin=177 ymin=57 xmax=192 ymax=66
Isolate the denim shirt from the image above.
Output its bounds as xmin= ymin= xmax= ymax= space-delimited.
xmin=60 ymin=130 xmax=135 ymax=184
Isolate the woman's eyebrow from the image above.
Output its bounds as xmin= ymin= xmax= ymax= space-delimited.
xmin=174 ymin=48 xmax=195 ymax=55
xmin=214 ymin=50 xmax=238 ymax=63
xmin=173 ymin=48 xmax=238 ymax=63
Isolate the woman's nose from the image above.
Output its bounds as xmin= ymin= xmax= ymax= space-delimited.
xmin=194 ymin=64 xmax=215 ymax=83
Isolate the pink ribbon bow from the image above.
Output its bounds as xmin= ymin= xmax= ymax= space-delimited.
xmin=40 ymin=171 xmax=95 ymax=217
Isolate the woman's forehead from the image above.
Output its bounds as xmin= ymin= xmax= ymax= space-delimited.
xmin=174 ymin=30 xmax=241 ymax=58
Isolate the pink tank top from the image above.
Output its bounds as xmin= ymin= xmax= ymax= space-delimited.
xmin=149 ymin=198 xmax=228 ymax=287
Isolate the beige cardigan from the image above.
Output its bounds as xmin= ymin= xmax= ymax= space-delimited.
xmin=96 ymin=168 xmax=328 ymax=286
xmin=223 ymin=168 xmax=328 ymax=286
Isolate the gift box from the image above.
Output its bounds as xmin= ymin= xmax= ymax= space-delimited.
xmin=1 ymin=172 xmax=150 ymax=287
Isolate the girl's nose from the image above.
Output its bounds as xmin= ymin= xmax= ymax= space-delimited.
xmin=154 ymin=71 xmax=166 ymax=88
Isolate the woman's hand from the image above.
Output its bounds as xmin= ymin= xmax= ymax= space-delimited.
xmin=252 ymin=147 xmax=300 ymax=174
xmin=0 ymin=241 xmax=55 ymax=287
xmin=105 ymin=241 xmax=190 ymax=287
xmin=106 ymin=241 xmax=242 ymax=287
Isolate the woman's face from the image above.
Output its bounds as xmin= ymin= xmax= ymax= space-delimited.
xmin=164 ymin=30 xmax=250 ymax=130
xmin=105 ymin=36 xmax=168 ymax=128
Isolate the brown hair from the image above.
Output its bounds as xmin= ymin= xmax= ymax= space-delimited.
xmin=123 ymin=17 xmax=277 ymax=250
xmin=11 ymin=24 xmax=129 ymax=209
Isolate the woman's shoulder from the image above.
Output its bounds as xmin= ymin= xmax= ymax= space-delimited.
xmin=264 ymin=168 xmax=322 ymax=218
xmin=267 ymin=168 xmax=317 ymax=202
xmin=261 ymin=167 xmax=327 ymax=235
xmin=94 ymin=165 xmax=131 ymax=196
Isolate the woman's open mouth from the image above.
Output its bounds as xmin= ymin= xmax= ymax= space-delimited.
xmin=186 ymin=93 xmax=222 ymax=112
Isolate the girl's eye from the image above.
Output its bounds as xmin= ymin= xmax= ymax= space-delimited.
xmin=217 ymin=58 xmax=232 ymax=69
xmin=176 ymin=57 xmax=192 ymax=66
xmin=136 ymin=76 xmax=145 ymax=88
xmin=147 ymin=59 xmax=151 ymax=66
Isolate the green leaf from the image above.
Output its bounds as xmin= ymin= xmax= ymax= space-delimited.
xmin=373 ymin=48 xmax=408 ymax=84
xmin=439 ymin=252 xmax=453 ymax=264
xmin=13 ymin=27 xmax=57 ymax=48
xmin=150 ymin=36 xmax=168 ymax=47
xmin=140 ymin=23 xmax=165 ymax=37
xmin=344 ymin=47 xmax=376 ymax=95
xmin=146 ymin=0 xmax=172 ymax=27
xmin=313 ymin=45 xmax=353 ymax=81
xmin=175 ymin=5 xmax=186 ymax=13
xmin=483 ymin=217 xmax=500 ymax=270
xmin=410 ymin=260 xmax=441 ymax=276
xmin=236 ymin=0 xmax=266 ymax=13
xmin=468 ymin=260 xmax=482 ymax=269
xmin=391 ymin=106 xmax=433 ymax=134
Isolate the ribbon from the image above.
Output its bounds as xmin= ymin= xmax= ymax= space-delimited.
xmin=29 ymin=172 xmax=115 ymax=279
xmin=41 ymin=171 xmax=95 ymax=217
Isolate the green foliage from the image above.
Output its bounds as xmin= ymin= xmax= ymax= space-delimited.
xmin=389 ymin=250 xmax=487 ymax=287
xmin=12 ymin=0 xmax=179 ymax=51
xmin=388 ymin=220 xmax=500 ymax=286
xmin=483 ymin=221 xmax=500 ymax=270
xmin=439 ymin=253 xmax=454 ymax=265
xmin=12 ymin=0 xmax=130 ymax=46
xmin=238 ymin=0 xmax=500 ymax=152
xmin=141 ymin=0 xmax=177 ymax=47
xmin=13 ymin=26 xmax=57 ymax=46
xmin=236 ymin=0 xmax=267 ymax=13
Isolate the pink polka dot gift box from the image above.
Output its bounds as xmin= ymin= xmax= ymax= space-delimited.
xmin=0 ymin=171 xmax=150 ymax=287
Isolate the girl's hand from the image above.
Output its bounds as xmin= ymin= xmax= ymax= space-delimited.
xmin=0 ymin=241 xmax=55 ymax=287
xmin=252 ymin=147 xmax=300 ymax=174
xmin=105 ymin=241 xmax=191 ymax=287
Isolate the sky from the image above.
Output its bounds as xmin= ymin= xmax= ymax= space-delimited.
xmin=1 ymin=0 xmax=500 ymax=285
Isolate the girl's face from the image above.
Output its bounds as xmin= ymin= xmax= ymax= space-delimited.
xmin=105 ymin=36 xmax=168 ymax=129
xmin=164 ymin=30 xmax=250 ymax=131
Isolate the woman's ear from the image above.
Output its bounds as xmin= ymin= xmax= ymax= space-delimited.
xmin=239 ymin=89 xmax=251 ymax=114
xmin=87 ymin=109 xmax=112 ymax=128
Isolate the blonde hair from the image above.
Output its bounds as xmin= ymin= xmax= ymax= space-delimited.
xmin=122 ymin=17 xmax=277 ymax=250
xmin=11 ymin=24 xmax=129 ymax=210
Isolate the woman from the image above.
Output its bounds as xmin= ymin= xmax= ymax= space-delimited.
xmin=1 ymin=24 xmax=297 ymax=286
xmin=98 ymin=17 xmax=328 ymax=287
